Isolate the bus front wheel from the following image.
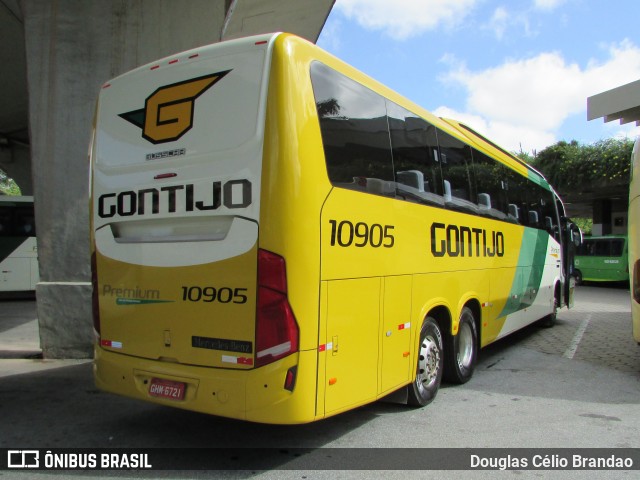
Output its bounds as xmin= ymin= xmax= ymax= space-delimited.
xmin=407 ymin=317 xmax=443 ymax=407
xmin=444 ymin=307 xmax=477 ymax=384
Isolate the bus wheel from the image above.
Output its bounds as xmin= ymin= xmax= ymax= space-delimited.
xmin=407 ymin=317 xmax=443 ymax=407
xmin=574 ymin=270 xmax=583 ymax=285
xmin=444 ymin=307 xmax=477 ymax=384
xmin=540 ymin=292 xmax=559 ymax=328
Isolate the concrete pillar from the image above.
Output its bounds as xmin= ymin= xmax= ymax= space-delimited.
xmin=22 ymin=0 xmax=227 ymax=358
xmin=592 ymin=198 xmax=612 ymax=237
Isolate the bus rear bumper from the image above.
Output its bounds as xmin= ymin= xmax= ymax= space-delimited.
xmin=94 ymin=346 xmax=319 ymax=424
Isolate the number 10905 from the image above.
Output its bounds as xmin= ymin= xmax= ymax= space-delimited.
xmin=329 ymin=220 xmax=395 ymax=248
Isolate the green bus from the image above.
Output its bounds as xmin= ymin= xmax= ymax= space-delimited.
xmin=574 ymin=235 xmax=629 ymax=283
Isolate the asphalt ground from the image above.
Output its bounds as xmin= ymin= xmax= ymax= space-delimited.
xmin=0 ymin=283 xmax=637 ymax=479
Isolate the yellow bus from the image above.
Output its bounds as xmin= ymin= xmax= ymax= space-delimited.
xmin=90 ymin=33 xmax=578 ymax=424
xmin=630 ymin=137 xmax=640 ymax=343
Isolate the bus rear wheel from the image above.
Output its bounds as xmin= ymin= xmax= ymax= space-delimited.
xmin=540 ymin=291 xmax=559 ymax=328
xmin=407 ymin=317 xmax=443 ymax=407
xmin=573 ymin=269 xmax=583 ymax=285
xmin=444 ymin=307 xmax=477 ymax=384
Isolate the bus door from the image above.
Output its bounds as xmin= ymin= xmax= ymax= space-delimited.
xmin=562 ymin=220 xmax=581 ymax=308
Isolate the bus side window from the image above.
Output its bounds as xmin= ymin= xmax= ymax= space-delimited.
xmin=505 ymin=170 xmax=528 ymax=226
xmin=611 ymin=239 xmax=624 ymax=257
xmin=594 ymin=240 xmax=609 ymax=256
xmin=386 ymin=101 xmax=444 ymax=206
xmin=310 ymin=62 xmax=394 ymax=197
xmin=437 ymin=129 xmax=477 ymax=214
xmin=471 ymin=149 xmax=509 ymax=220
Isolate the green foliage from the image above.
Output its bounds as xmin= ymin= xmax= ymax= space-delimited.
xmin=527 ymin=138 xmax=633 ymax=191
xmin=0 ymin=169 xmax=21 ymax=196
xmin=571 ymin=218 xmax=593 ymax=236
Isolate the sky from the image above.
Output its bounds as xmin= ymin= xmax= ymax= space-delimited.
xmin=316 ymin=0 xmax=640 ymax=155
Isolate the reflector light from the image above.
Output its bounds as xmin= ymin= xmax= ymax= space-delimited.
xmin=169 ymin=59 xmax=178 ymax=64
xmin=255 ymin=40 xmax=268 ymax=45
xmin=188 ymin=54 xmax=199 ymax=59
xmin=154 ymin=172 xmax=178 ymax=180
xmin=150 ymin=65 xmax=159 ymax=70
xmin=284 ymin=366 xmax=297 ymax=392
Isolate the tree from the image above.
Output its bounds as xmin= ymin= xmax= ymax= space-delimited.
xmin=0 ymin=169 xmax=20 ymax=195
xmin=525 ymin=138 xmax=633 ymax=192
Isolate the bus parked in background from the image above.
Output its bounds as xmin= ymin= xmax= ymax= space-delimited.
xmin=574 ymin=235 xmax=629 ymax=284
xmin=90 ymin=33 xmax=579 ymax=424
xmin=630 ymin=138 xmax=640 ymax=343
xmin=0 ymin=196 xmax=38 ymax=292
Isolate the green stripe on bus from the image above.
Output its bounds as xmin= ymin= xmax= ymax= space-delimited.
xmin=499 ymin=229 xmax=549 ymax=317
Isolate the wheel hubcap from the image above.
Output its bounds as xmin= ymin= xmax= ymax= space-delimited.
xmin=417 ymin=334 xmax=440 ymax=392
xmin=458 ymin=321 xmax=473 ymax=369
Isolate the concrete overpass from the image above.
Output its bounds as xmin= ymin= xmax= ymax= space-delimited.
xmin=1 ymin=0 xmax=334 ymax=357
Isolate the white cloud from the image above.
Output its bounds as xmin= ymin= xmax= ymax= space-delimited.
xmin=484 ymin=6 xmax=534 ymax=40
xmin=438 ymin=40 xmax=640 ymax=153
xmin=606 ymin=122 xmax=640 ymax=142
xmin=334 ymin=0 xmax=478 ymax=40
xmin=488 ymin=7 xmax=509 ymax=40
xmin=533 ymin=0 xmax=566 ymax=11
xmin=433 ymin=106 xmax=556 ymax=154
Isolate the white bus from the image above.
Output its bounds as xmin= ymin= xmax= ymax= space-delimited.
xmin=0 ymin=196 xmax=38 ymax=292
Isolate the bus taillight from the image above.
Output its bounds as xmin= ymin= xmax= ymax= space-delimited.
xmin=255 ymin=249 xmax=299 ymax=367
xmin=91 ymin=252 xmax=101 ymax=335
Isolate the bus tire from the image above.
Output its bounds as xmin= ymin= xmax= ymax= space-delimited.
xmin=540 ymin=292 xmax=559 ymax=328
xmin=443 ymin=307 xmax=477 ymax=384
xmin=407 ymin=317 xmax=443 ymax=407
xmin=574 ymin=270 xmax=583 ymax=285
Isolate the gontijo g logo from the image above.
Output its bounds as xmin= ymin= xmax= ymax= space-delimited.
xmin=119 ymin=70 xmax=231 ymax=144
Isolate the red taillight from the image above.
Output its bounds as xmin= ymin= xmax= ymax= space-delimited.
xmin=258 ymin=249 xmax=287 ymax=293
xmin=255 ymin=250 xmax=299 ymax=367
xmin=91 ymin=252 xmax=101 ymax=335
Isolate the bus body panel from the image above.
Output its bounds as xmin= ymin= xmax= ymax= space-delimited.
xmin=259 ymin=35 xmax=332 ymax=354
xmin=95 ymin=243 xmax=258 ymax=368
xmin=92 ymin=36 xmax=274 ymax=372
xmin=0 ymin=237 xmax=38 ymax=291
xmin=575 ymin=235 xmax=629 ymax=282
xmin=0 ymin=196 xmax=38 ymax=292
xmin=94 ymin=345 xmax=319 ymax=424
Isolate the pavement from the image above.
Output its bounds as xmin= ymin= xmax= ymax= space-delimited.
xmin=0 ymin=297 xmax=90 ymax=378
xmin=0 ymin=283 xmax=637 ymax=479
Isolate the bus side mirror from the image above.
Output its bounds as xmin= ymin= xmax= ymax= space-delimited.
xmin=571 ymin=225 xmax=583 ymax=247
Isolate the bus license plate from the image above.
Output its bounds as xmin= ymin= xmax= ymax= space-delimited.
xmin=149 ymin=378 xmax=185 ymax=401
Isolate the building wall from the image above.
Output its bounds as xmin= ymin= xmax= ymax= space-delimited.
xmin=592 ymin=198 xmax=627 ymax=236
